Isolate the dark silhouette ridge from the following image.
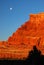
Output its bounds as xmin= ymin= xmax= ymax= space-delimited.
xmin=25 ymin=46 xmax=44 ymax=65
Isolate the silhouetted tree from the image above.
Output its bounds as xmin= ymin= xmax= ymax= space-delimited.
xmin=25 ymin=46 xmax=41 ymax=65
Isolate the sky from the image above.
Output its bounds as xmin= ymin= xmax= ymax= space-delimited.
xmin=0 ymin=0 xmax=44 ymax=41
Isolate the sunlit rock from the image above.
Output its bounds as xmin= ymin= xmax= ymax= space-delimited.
xmin=0 ymin=12 xmax=44 ymax=59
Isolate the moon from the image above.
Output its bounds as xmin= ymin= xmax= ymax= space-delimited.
xmin=10 ymin=8 xmax=12 ymax=10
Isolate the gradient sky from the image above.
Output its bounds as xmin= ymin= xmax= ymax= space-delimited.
xmin=0 ymin=0 xmax=44 ymax=41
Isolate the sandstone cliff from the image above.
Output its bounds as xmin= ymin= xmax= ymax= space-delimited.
xmin=0 ymin=12 xmax=44 ymax=59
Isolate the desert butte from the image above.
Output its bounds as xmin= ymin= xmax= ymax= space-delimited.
xmin=0 ymin=12 xmax=44 ymax=60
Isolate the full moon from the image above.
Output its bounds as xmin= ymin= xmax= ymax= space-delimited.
xmin=10 ymin=8 xmax=12 ymax=10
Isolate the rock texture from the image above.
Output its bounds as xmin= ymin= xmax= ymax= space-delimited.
xmin=0 ymin=12 xmax=44 ymax=60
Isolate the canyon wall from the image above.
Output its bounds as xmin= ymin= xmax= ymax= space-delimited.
xmin=0 ymin=12 xmax=44 ymax=59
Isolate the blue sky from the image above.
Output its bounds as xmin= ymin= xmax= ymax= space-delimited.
xmin=0 ymin=0 xmax=44 ymax=40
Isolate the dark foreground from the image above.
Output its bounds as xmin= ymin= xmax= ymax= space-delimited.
xmin=0 ymin=46 xmax=44 ymax=65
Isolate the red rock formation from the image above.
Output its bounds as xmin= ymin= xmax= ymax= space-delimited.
xmin=0 ymin=12 xmax=44 ymax=59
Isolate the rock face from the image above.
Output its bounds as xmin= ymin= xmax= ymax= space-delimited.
xmin=0 ymin=12 xmax=44 ymax=59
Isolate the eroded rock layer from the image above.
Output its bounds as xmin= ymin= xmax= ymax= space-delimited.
xmin=0 ymin=12 xmax=44 ymax=60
